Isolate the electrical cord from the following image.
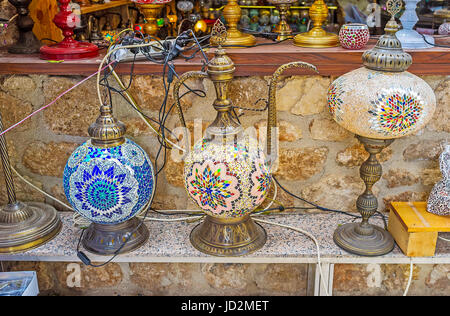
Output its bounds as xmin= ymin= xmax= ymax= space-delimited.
xmin=253 ymin=217 xmax=330 ymax=296
xmin=421 ymin=33 xmax=450 ymax=48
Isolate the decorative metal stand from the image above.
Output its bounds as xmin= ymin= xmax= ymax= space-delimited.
xmin=7 ymin=0 xmax=40 ymax=54
xmin=0 ymin=113 xmax=61 ymax=254
xmin=82 ymin=217 xmax=149 ymax=255
xmin=221 ymin=0 xmax=256 ymax=47
xmin=190 ymin=215 xmax=267 ymax=257
xmin=333 ymin=136 xmax=395 ymax=256
xmin=396 ymin=0 xmax=434 ymax=49
xmin=267 ymin=0 xmax=296 ymax=41
xmin=293 ymin=0 xmax=339 ymax=47
xmin=136 ymin=3 xmax=166 ymax=37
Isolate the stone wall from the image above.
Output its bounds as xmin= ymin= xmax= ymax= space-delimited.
xmin=0 ymin=73 xmax=448 ymax=296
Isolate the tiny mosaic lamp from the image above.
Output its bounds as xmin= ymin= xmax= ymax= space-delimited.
xmin=327 ymin=0 xmax=436 ymax=256
xmin=63 ymin=104 xmax=155 ymax=255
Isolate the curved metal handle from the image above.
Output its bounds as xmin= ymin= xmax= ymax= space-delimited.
xmin=266 ymin=61 xmax=319 ymax=163
xmin=173 ymin=71 xmax=208 ymax=151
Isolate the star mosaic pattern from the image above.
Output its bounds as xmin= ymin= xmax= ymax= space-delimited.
xmin=63 ymin=139 xmax=154 ymax=224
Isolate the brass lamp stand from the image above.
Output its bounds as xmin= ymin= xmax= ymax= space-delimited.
xmin=333 ymin=136 xmax=395 ymax=256
xmin=293 ymin=0 xmax=339 ymax=47
xmin=221 ymin=0 xmax=256 ymax=47
xmin=136 ymin=2 xmax=169 ymax=37
xmin=267 ymin=0 xmax=297 ymax=41
xmin=0 ymin=113 xmax=61 ymax=253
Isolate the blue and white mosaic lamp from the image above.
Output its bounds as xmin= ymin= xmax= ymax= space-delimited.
xmin=63 ymin=104 xmax=155 ymax=255
xmin=329 ymin=0 xmax=436 ymax=257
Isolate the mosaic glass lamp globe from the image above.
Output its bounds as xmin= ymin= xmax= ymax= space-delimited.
xmin=327 ymin=0 xmax=436 ymax=256
xmin=63 ymin=104 xmax=155 ymax=255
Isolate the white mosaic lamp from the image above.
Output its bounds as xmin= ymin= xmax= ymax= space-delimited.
xmin=328 ymin=0 xmax=436 ymax=256
xmin=63 ymin=104 xmax=155 ymax=255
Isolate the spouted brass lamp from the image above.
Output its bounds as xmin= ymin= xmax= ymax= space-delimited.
xmin=221 ymin=0 xmax=256 ymax=47
xmin=0 ymin=113 xmax=61 ymax=253
xmin=174 ymin=21 xmax=317 ymax=256
xmin=293 ymin=0 xmax=339 ymax=47
xmin=63 ymin=103 xmax=155 ymax=255
xmin=328 ymin=0 xmax=436 ymax=256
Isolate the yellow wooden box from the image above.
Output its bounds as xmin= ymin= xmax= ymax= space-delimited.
xmin=388 ymin=202 xmax=450 ymax=257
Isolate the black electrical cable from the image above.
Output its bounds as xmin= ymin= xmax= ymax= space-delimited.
xmin=272 ymin=175 xmax=388 ymax=223
xmin=77 ymin=29 xmax=210 ymax=267
xmin=421 ymin=33 xmax=450 ymax=48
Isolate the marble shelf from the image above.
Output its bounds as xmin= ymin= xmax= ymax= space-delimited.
xmin=0 ymin=212 xmax=449 ymax=265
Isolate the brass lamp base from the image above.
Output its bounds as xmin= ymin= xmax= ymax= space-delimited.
xmin=82 ymin=217 xmax=149 ymax=255
xmin=190 ymin=215 xmax=267 ymax=256
xmin=293 ymin=30 xmax=339 ymax=48
xmin=334 ymin=222 xmax=394 ymax=256
xmin=0 ymin=202 xmax=62 ymax=254
xmin=223 ymin=30 xmax=256 ymax=48
xmin=333 ymin=136 xmax=395 ymax=257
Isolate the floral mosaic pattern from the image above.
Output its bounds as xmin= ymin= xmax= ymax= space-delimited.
xmin=327 ymin=77 xmax=345 ymax=122
xmin=184 ymin=135 xmax=271 ymax=218
xmin=186 ymin=161 xmax=240 ymax=215
xmin=250 ymin=158 xmax=271 ymax=206
xmin=368 ymin=88 xmax=425 ymax=137
xmin=63 ymin=139 xmax=154 ymax=224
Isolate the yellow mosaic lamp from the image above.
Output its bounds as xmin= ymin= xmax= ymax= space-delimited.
xmin=174 ymin=21 xmax=317 ymax=256
xmin=293 ymin=0 xmax=339 ymax=47
xmin=328 ymin=0 xmax=436 ymax=256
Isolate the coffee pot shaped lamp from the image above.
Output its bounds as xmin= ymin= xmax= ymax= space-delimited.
xmin=293 ymin=0 xmax=339 ymax=47
xmin=0 ymin=114 xmax=61 ymax=253
xmin=134 ymin=0 xmax=172 ymax=37
xmin=63 ymin=103 xmax=155 ymax=255
xmin=173 ymin=21 xmax=317 ymax=256
xmin=40 ymin=0 xmax=99 ymax=60
xmin=328 ymin=0 xmax=436 ymax=256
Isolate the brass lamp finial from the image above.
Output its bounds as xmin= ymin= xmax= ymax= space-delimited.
xmin=88 ymin=104 xmax=126 ymax=147
xmin=362 ymin=0 xmax=412 ymax=72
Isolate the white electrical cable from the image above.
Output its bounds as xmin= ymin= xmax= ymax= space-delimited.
xmin=11 ymin=165 xmax=75 ymax=211
xmin=403 ymin=258 xmax=414 ymax=296
xmin=438 ymin=236 xmax=450 ymax=242
xmin=252 ymin=217 xmax=330 ymax=297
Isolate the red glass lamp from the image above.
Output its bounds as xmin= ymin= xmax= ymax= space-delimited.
xmin=40 ymin=0 xmax=99 ymax=60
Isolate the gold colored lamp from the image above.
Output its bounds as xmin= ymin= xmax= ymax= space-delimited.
xmin=221 ymin=0 xmax=256 ymax=47
xmin=0 ymin=113 xmax=61 ymax=253
xmin=173 ymin=21 xmax=317 ymax=256
xmin=293 ymin=0 xmax=339 ymax=47
xmin=135 ymin=0 xmax=172 ymax=37
xmin=267 ymin=0 xmax=297 ymax=41
xmin=328 ymin=0 xmax=436 ymax=256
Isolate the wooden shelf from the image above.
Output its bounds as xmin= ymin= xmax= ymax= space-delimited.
xmin=0 ymin=37 xmax=449 ymax=76
xmin=80 ymin=0 xmax=133 ymax=15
